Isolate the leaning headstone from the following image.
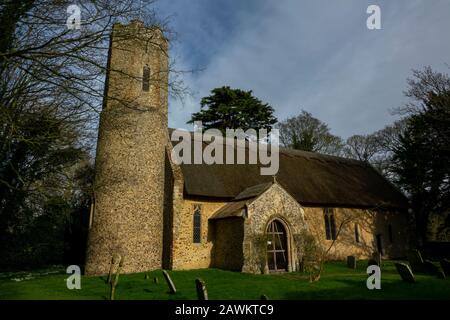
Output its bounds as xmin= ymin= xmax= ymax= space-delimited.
xmin=437 ymin=270 xmax=446 ymax=279
xmin=406 ymin=249 xmax=424 ymax=273
xmin=347 ymin=256 xmax=356 ymax=269
xmin=394 ymin=262 xmax=415 ymax=283
xmin=260 ymin=294 xmax=269 ymax=300
xmin=144 ymin=274 xmax=150 ymax=280
xmin=423 ymin=260 xmax=446 ymax=279
xmin=162 ymin=270 xmax=176 ymax=294
xmin=440 ymin=259 xmax=450 ymax=277
xmin=195 ymin=279 xmax=208 ymax=300
xmin=154 ymin=277 xmax=159 ymax=284
xmin=423 ymin=260 xmax=441 ymax=276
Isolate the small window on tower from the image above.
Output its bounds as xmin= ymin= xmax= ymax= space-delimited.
xmin=142 ymin=65 xmax=150 ymax=92
xmin=193 ymin=204 xmax=201 ymax=243
xmin=89 ymin=197 xmax=95 ymax=229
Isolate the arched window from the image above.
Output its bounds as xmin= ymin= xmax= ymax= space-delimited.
xmin=376 ymin=234 xmax=384 ymax=255
xmin=355 ymin=223 xmax=360 ymax=243
xmin=193 ymin=204 xmax=201 ymax=243
xmin=324 ymin=213 xmax=330 ymax=239
xmin=142 ymin=65 xmax=150 ymax=92
xmin=266 ymin=220 xmax=288 ymax=271
xmin=324 ymin=208 xmax=337 ymax=240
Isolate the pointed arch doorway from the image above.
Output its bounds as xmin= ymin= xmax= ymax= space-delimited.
xmin=266 ymin=219 xmax=289 ymax=272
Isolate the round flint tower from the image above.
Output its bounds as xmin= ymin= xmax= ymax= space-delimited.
xmin=85 ymin=20 xmax=169 ymax=275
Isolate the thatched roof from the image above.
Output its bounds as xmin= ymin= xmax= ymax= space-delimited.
xmin=168 ymin=129 xmax=408 ymax=209
xmin=233 ymin=182 xmax=272 ymax=201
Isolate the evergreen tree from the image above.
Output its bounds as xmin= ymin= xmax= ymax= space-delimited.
xmin=188 ymin=86 xmax=277 ymax=133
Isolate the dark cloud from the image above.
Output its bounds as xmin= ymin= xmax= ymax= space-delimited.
xmin=157 ymin=0 xmax=450 ymax=137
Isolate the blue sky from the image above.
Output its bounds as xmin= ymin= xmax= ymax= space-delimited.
xmin=154 ymin=0 xmax=450 ymax=138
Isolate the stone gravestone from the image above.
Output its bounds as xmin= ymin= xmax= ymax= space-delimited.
xmin=440 ymin=259 xmax=450 ymax=277
xmin=394 ymin=262 xmax=415 ymax=283
xmin=423 ymin=260 xmax=439 ymax=275
xmin=347 ymin=256 xmax=356 ymax=269
xmin=423 ymin=260 xmax=445 ymax=279
xmin=154 ymin=276 xmax=159 ymax=284
xmin=368 ymin=258 xmax=379 ymax=267
xmin=162 ymin=270 xmax=176 ymax=294
xmin=373 ymin=252 xmax=382 ymax=266
xmin=195 ymin=279 xmax=208 ymax=300
xmin=406 ymin=249 xmax=424 ymax=273
xmin=260 ymin=294 xmax=269 ymax=300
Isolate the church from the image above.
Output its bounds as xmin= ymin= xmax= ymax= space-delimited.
xmin=84 ymin=21 xmax=410 ymax=275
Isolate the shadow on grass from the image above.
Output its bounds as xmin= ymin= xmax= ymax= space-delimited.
xmin=282 ymin=276 xmax=446 ymax=300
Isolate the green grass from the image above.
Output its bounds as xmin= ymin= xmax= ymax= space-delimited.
xmin=0 ymin=261 xmax=449 ymax=300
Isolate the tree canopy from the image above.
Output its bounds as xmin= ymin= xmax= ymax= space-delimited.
xmin=0 ymin=0 xmax=170 ymax=269
xmin=392 ymin=67 xmax=450 ymax=244
xmin=278 ymin=110 xmax=343 ymax=155
xmin=188 ymin=86 xmax=278 ymax=133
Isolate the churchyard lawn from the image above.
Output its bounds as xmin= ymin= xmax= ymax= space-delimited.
xmin=0 ymin=261 xmax=449 ymax=300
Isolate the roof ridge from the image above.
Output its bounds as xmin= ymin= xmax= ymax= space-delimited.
xmin=233 ymin=182 xmax=273 ymax=201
